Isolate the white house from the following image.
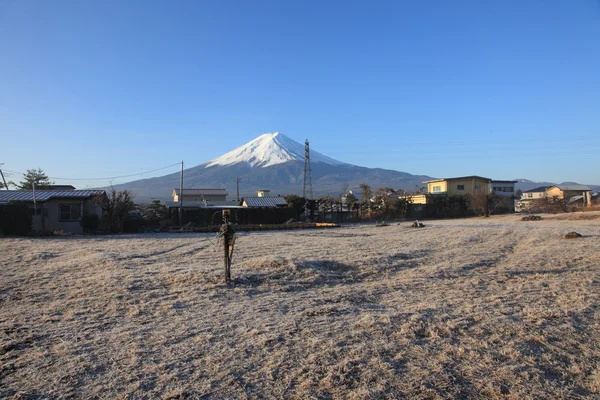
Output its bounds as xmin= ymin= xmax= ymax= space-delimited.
xmin=172 ymin=188 xmax=228 ymax=204
xmin=489 ymin=180 xmax=517 ymax=197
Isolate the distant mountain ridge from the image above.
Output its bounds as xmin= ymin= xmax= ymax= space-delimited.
xmin=113 ymin=132 xmax=433 ymax=201
xmin=206 ymin=132 xmax=345 ymax=168
xmin=111 ymin=133 xmax=598 ymax=202
xmin=513 ymin=179 xmax=599 ymax=193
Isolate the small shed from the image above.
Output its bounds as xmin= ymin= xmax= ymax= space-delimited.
xmin=241 ymin=196 xmax=288 ymax=208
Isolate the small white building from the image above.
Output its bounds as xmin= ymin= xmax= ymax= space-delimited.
xmin=257 ymin=190 xmax=271 ymax=197
xmin=172 ymin=188 xmax=228 ymax=204
xmin=489 ymin=180 xmax=517 ymax=197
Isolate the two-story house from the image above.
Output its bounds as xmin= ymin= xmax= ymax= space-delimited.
xmin=521 ymin=186 xmax=549 ymax=200
xmin=546 ymin=184 xmax=591 ymax=202
xmin=424 ymin=176 xmax=491 ymax=196
xmin=489 ymin=180 xmax=518 ymax=196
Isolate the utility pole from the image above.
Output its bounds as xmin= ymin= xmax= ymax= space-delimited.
xmin=179 ymin=160 xmax=183 ymax=226
xmin=0 ymin=163 xmax=8 ymax=189
xmin=236 ymin=177 xmax=241 ymax=202
xmin=303 ymin=139 xmax=313 ymax=220
xmin=302 ymin=139 xmax=313 ymax=200
xmin=32 ymin=182 xmax=38 ymax=234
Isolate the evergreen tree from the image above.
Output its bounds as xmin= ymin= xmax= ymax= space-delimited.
xmin=16 ymin=168 xmax=54 ymax=190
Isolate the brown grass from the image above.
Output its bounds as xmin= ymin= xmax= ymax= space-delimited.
xmin=1 ymin=212 xmax=600 ymax=398
xmin=546 ymin=213 xmax=600 ymax=221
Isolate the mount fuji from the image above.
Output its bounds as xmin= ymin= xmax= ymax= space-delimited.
xmin=113 ymin=132 xmax=435 ymax=201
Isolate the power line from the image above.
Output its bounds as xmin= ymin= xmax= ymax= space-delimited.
xmin=330 ymin=135 xmax=600 ymax=149
xmin=350 ymin=149 xmax=600 ymax=162
xmin=3 ymin=162 xmax=181 ymax=181
xmin=339 ymin=143 xmax=600 ymax=156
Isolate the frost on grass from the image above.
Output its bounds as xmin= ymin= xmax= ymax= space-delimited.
xmin=1 ymin=213 xmax=600 ymax=398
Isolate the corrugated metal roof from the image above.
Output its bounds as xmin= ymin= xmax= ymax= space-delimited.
xmin=0 ymin=190 xmax=105 ymax=202
xmin=242 ymin=196 xmax=288 ymax=208
xmin=173 ymin=188 xmax=228 ymax=196
xmin=423 ymin=176 xmax=491 ymax=183
xmin=568 ymin=195 xmax=584 ymax=204
xmin=553 ymin=184 xmax=591 ymax=191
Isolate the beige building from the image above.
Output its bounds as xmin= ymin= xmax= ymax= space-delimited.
xmin=521 ymin=186 xmax=549 ymax=200
xmin=424 ymin=176 xmax=491 ymax=196
xmin=398 ymin=194 xmax=428 ymax=204
xmin=546 ymin=184 xmax=591 ymax=201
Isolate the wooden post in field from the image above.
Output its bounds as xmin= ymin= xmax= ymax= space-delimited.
xmin=222 ymin=209 xmax=231 ymax=283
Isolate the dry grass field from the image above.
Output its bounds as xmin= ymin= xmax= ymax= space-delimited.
xmin=1 ymin=213 xmax=600 ymax=399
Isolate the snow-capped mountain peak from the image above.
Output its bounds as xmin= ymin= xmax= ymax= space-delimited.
xmin=205 ymin=132 xmax=345 ymax=168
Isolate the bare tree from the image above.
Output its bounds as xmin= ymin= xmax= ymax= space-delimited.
xmin=359 ymin=183 xmax=372 ymax=202
xmin=94 ymin=187 xmax=135 ymax=233
xmin=470 ymin=193 xmax=490 ymax=217
xmin=359 ymin=183 xmax=372 ymax=218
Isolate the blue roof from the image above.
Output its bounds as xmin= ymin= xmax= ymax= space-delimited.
xmin=242 ymin=196 xmax=288 ymax=208
xmin=0 ymin=190 xmax=105 ymax=203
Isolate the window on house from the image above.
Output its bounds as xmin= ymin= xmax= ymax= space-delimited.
xmin=432 ymin=186 xmax=442 ymax=192
xmin=474 ymin=184 xmax=481 ymax=191
xmin=457 ymin=185 xmax=465 ymax=190
xmin=60 ymin=204 xmax=82 ymax=221
xmin=503 ymin=187 xmax=513 ymax=192
xmin=527 ymin=193 xmax=532 ymax=198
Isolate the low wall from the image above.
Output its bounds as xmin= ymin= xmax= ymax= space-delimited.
xmin=170 ymin=207 xmax=297 ymax=226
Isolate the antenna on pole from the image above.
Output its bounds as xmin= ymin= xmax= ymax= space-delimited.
xmin=32 ymin=182 xmax=38 ymax=234
xmin=179 ymin=160 xmax=183 ymax=226
xmin=0 ymin=164 xmax=8 ymax=189
xmin=302 ymin=139 xmax=313 ymax=200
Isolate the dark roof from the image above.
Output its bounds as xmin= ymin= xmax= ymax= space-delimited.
xmin=173 ymin=188 xmax=228 ymax=196
xmin=523 ymin=186 xmax=550 ymax=193
xmin=423 ymin=175 xmax=491 ymax=183
xmin=242 ymin=196 xmax=288 ymax=208
xmin=43 ymin=185 xmax=76 ymax=190
xmin=550 ymin=184 xmax=591 ymax=191
xmin=0 ymin=190 xmax=105 ymax=203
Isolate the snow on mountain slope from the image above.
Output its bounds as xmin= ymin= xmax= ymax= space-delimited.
xmin=205 ymin=132 xmax=346 ymax=168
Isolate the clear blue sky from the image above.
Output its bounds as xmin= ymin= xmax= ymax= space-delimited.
xmin=1 ymin=0 xmax=599 ymax=188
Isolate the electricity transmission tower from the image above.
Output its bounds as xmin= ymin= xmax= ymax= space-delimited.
xmin=302 ymin=139 xmax=313 ymax=200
